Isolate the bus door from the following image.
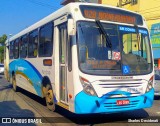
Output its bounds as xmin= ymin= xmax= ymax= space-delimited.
xmin=54 ymin=16 xmax=68 ymax=104
xmin=59 ymin=23 xmax=68 ymax=103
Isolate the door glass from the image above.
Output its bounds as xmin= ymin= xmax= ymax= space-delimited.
xmin=60 ymin=27 xmax=66 ymax=64
xmin=59 ymin=23 xmax=68 ymax=102
xmin=60 ymin=67 xmax=65 ymax=101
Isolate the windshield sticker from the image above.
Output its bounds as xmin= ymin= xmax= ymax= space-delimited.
xmin=139 ymin=29 xmax=148 ymax=35
xmin=108 ymin=50 xmax=112 ymax=59
xmin=113 ymin=51 xmax=121 ymax=60
xmin=119 ymin=26 xmax=136 ymax=32
xmin=108 ymin=51 xmax=121 ymax=60
xmin=122 ymin=65 xmax=130 ymax=74
xmin=119 ymin=26 xmax=148 ymax=35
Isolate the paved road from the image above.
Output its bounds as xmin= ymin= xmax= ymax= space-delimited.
xmin=0 ymin=74 xmax=160 ymax=126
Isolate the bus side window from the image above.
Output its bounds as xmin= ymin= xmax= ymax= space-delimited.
xmin=9 ymin=41 xmax=14 ymax=59
xmin=20 ymin=35 xmax=28 ymax=58
xmin=28 ymin=30 xmax=38 ymax=58
xmin=39 ymin=22 xmax=53 ymax=57
xmin=14 ymin=39 xmax=19 ymax=59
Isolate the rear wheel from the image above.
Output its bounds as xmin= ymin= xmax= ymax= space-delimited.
xmin=43 ymin=84 xmax=55 ymax=111
xmin=12 ymin=75 xmax=17 ymax=92
xmin=6 ymin=72 xmax=10 ymax=82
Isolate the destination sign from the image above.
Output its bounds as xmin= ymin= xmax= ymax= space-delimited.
xmin=80 ymin=5 xmax=143 ymax=25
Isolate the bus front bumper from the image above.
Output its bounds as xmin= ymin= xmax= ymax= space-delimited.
xmin=75 ymin=88 xmax=154 ymax=114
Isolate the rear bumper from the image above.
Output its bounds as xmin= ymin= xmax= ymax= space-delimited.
xmin=75 ymin=88 xmax=154 ymax=114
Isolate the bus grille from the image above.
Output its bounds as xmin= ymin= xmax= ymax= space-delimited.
xmin=92 ymin=79 xmax=147 ymax=97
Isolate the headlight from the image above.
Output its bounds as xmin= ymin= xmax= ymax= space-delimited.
xmin=146 ymin=76 xmax=153 ymax=93
xmin=80 ymin=76 xmax=97 ymax=96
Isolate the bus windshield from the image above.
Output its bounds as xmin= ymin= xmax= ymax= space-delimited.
xmin=77 ymin=21 xmax=152 ymax=75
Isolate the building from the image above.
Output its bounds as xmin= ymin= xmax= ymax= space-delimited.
xmin=101 ymin=0 xmax=118 ymax=6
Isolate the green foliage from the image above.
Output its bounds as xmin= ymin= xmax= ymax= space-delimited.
xmin=0 ymin=46 xmax=4 ymax=52
xmin=0 ymin=34 xmax=7 ymax=63
xmin=0 ymin=34 xmax=7 ymax=44
xmin=0 ymin=46 xmax=4 ymax=63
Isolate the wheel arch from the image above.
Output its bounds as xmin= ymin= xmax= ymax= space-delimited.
xmin=41 ymin=76 xmax=52 ymax=98
xmin=12 ymin=71 xmax=15 ymax=76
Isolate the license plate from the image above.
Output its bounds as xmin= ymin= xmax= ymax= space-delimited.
xmin=116 ymin=100 xmax=130 ymax=105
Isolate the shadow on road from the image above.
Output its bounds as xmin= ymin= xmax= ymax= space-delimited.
xmin=0 ymin=101 xmax=36 ymax=126
xmin=17 ymin=87 xmax=46 ymax=106
xmin=13 ymin=85 xmax=150 ymax=125
xmin=54 ymin=106 xmax=149 ymax=125
xmin=0 ymin=74 xmax=4 ymax=77
xmin=154 ymin=96 xmax=160 ymax=100
xmin=0 ymin=85 xmax=12 ymax=91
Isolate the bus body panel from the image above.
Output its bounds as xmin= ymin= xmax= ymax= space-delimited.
xmin=74 ymin=89 xmax=154 ymax=114
xmin=9 ymin=57 xmax=55 ymax=97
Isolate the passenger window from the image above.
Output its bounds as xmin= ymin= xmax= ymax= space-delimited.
xmin=20 ymin=35 xmax=28 ymax=58
xmin=9 ymin=41 xmax=14 ymax=59
xmin=39 ymin=22 xmax=53 ymax=57
xmin=28 ymin=30 xmax=38 ymax=58
xmin=14 ymin=39 xmax=19 ymax=59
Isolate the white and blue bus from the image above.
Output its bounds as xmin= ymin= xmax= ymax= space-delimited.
xmin=4 ymin=2 xmax=154 ymax=114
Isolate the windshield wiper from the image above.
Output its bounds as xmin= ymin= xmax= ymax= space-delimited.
xmin=95 ymin=20 xmax=112 ymax=48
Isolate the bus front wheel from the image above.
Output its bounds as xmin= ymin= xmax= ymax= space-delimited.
xmin=43 ymin=84 xmax=55 ymax=111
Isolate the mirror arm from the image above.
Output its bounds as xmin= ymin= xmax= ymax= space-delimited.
xmin=68 ymin=35 xmax=72 ymax=72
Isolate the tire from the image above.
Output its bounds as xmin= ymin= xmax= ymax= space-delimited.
xmin=12 ymin=75 xmax=17 ymax=92
xmin=43 ymin=84 xmax=55 ymax=111
xmin=5 ymin=71 xmax=10 ymax=82
xmin=4 ymin=70 xmax=7 ymax=79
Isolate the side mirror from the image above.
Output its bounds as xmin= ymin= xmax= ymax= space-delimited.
xmin=68 ymin=19 xmax=75 ymax=35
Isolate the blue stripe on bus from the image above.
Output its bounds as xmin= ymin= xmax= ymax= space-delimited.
xmin=9 ymin=59 xmax=43 ymax=97
xmin=75 ymin=88 xmax=154 ymax=114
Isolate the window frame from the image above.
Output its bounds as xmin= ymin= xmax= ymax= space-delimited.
xmin=38 ymin=22 xmax=53 ymax=57
xmin=9 ymin=41 xmax=14 ymax=59
xmin=20 ymin=34 xmax=28 ymax=58
xmin=28 ymin=29 xmax=38 ymax=58
xmin=13 ymin=39 xmax=19 ymax=59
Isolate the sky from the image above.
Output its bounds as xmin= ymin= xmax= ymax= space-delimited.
xmin=0 ymin=0 xmax=62 ymax=38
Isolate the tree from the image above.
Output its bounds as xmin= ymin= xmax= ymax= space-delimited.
xmin=0 ymin=34 xmax=7 ymax=63
xmin=0 ymin=46 xmax=4 ymax=63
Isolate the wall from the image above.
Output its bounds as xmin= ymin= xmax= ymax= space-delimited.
xmin=102 ymin=0 xmax=118 ymax=6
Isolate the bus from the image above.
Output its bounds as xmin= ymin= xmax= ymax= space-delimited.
xmin=4 ymin=2 xmax=154 ymax=114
